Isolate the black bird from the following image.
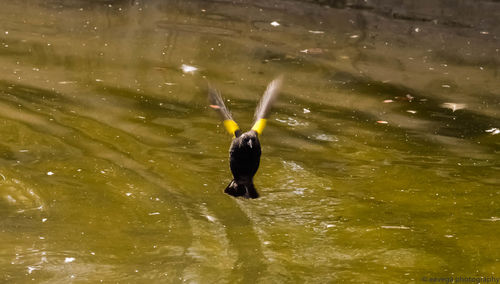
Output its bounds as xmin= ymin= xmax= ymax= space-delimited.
xmin=208 ymin=76 xmax=283 ymax=198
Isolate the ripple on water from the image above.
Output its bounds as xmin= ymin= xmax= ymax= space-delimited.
xmin=373 ymin=248 xmax=447 ymax=270
xmin=181 ymin=203 xmax=238 ymax=283
xmin=235 ymin=158 xmax=342 ymax=280
xmin=275 ymin=117 xmax=309 ymax=127
xmin=310 ymin=133 xmax=339 ymax=142
xmin=156 ymin=20 xmax=239 ymax=36
xmin=0 ymin=176 xmax=45 ymax=214
xmin=9 ymin=247 xmax=119 ymax=282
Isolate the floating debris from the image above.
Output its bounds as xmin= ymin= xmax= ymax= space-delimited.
xmin=58 ymin=81 xmax=77 ymax=85
xmin=441 ymin=84 xmax=451 ymax=88
xmin=480 ymin=31 xmax=489 ymax=35
xmin=376 ymin=120 xmax=388 ymax=124
xmin=303 ymin=108 xmax=311 ymax=114
xmin=64 ymin=257 xmax=75 ymax=263
xmin=308 ymin=30 xmax=324 ymax=34
xmin=299 ymin=48 xmax=324 ymax=54
xmin=180 ymin=64 xmax=198 ymax=74
xmin=205 ymin=215 xmax=216 ymax=222
xmin=485 ymin=128 xmax=500 ymax=135
xmin=441 ymin=102 xmax=466 ymax=112
xmin=383 ymin=99 xmax=394 ymax=103
xmin=406 ymin=110 xmax=417 ymax=114
xmin=148 ymin=212 xmax=160 ymax=216
xmin=381 ymin=225 xmax=410 ymax=230
xmin=294 ymin=187 xmax=306 ymax=195
xmin=47 ymin=171 xmax=54 ymax=176
xmin=27 ymin=266 xmax=38 ymax=274
xmin=481 ymin=217 xmax=500 ymax=221
xmin=350 ymin=34 xmax=359 ymax=39
xmin=270 ymin=21 xmax=280 ymax=27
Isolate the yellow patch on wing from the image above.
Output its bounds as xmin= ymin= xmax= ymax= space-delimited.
xmin=223 ymin=120 xmax=240 ymax=137
xmin=251 ymin=118 xmax=267 ymax=135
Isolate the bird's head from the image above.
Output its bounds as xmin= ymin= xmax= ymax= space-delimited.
xmin=235 ymin=131 xmax=259 ymax=149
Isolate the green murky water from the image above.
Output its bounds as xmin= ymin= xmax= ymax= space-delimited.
xmin=1 ymin=0 xmax=499 ymax=282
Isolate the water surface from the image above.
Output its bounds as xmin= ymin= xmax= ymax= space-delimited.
xmin=0 ymin=0 xmax=499 ymax=282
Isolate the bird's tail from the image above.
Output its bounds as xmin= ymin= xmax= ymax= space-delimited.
xmin=225 ymin=180 xmax=259 ymax=199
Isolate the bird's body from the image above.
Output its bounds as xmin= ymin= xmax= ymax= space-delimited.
xmin=208 ymin=76 xmax=282 ymax=198
xmin=225 ymin=130 xmax=261 ymax=198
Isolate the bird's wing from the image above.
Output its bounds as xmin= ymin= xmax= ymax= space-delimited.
xmin=251 ymin=75 xmax=283 ymax=135
xmin=208 ymin=85 xmax=241 ymax=138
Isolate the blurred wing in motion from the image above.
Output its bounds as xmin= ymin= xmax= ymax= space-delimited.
xmin=208 ymin=85 xmax=241 ymax=138
xmin=251 ymin=75 xmax=283 ymax=135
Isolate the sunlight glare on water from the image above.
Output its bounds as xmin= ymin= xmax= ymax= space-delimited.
xmin=0 ymin=0 xmax=499 ymax=282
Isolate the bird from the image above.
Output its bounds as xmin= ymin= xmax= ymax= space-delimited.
xmin=208 ymin=76 xmax=283 ymax=198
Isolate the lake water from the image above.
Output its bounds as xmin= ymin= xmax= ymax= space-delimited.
xmin=0 ymin=0 xmax=499 ymax=282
